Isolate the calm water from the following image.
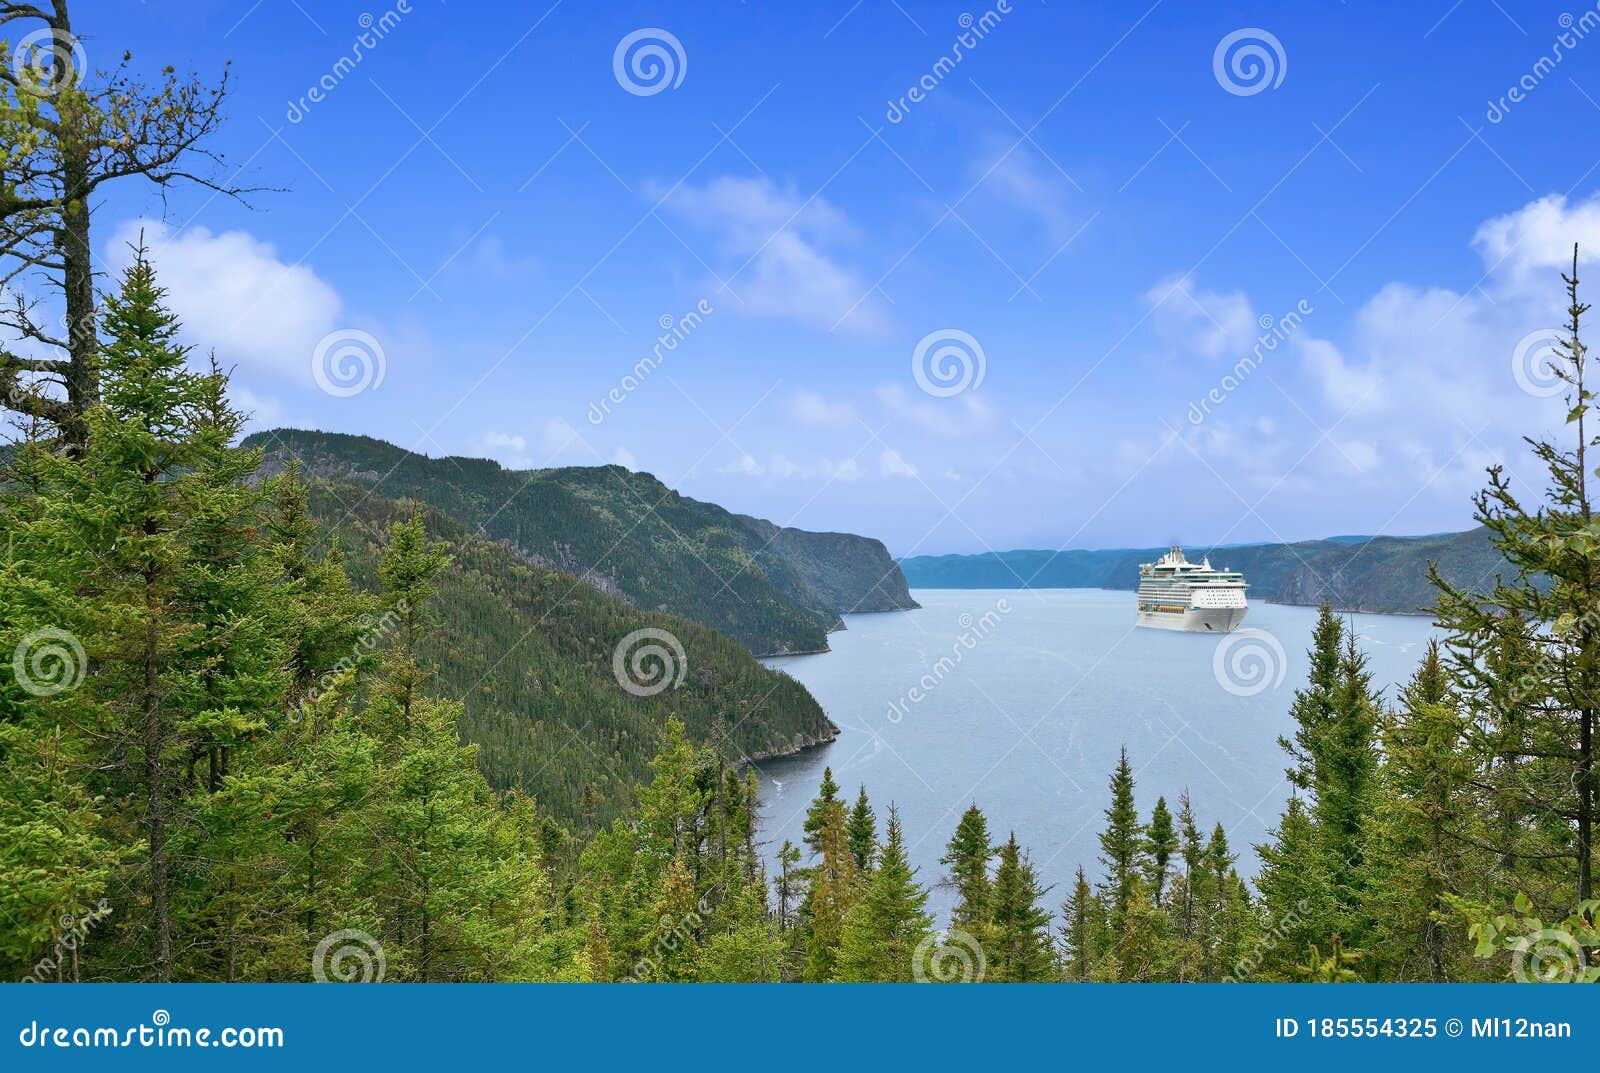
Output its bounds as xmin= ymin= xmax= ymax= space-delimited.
xmin=757 ymin=588 xmax=1439 ymax=921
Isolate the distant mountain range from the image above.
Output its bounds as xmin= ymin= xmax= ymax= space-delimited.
xmin=244 ymin=429 xmax=918 ymax=656
xmin=898 ymin=529 xmax=1508 ymax=615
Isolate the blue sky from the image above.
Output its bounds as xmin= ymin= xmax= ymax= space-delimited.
xmin=44 ymin=0 xmax=1600 ymax=554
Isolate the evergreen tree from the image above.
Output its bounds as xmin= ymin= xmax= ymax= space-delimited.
xmin=802 ymin=766 xmax=841 ymax=854
xmin=846 ymin=784 xmax=877 ymax=873
xmin=836 ymin=806 xmax=933 ymax=981
xmin=1057 ymin=867 xmax=1103 ymax=981
xmin=988 ymin=834 xmax=1054 ymax=981
xmin=941 ymin=803 xmax=994 ymax=936
xmin=802 ymin=797 xmax=860 ymax=981
xmin=1097 ymin=748 xmax=1145 ymax=927
xmin=1433 ymin=246 xmax=1599 ymax=909
xmin=1144 ymin=796 xmax=1178 ymax=906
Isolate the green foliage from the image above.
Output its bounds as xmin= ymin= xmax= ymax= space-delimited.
xmin=241 ymin=429 xmax=917 ymax=656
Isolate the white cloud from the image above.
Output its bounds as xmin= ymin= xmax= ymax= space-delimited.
xmin=972 ymin=143 xmax=1077 ymax=242
xmin=879 ymin=447 xmax=918 ymax=479
xmin=790 ymin=389 xmax=858 ymax=426
xmin=482 ymin=431 xmax=532 ymax=468
xmin=1145 ymin=272 xmax=1257 ymax=361
xmin=720 ymin=452 xmax=866 ymax=483
xmin=108 ymin=218 xmax=342 ymax=382
xmin=612 ymin=446 xmax=638 ymax=470
xmin=660 ymin=176 xmax=890 ymax=336
xmin=875 ymin=382 xmax=996 ymax=437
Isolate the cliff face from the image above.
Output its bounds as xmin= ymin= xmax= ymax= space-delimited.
xmin=899 ymin=529 xmax=1508 ymax=616
xmin=244 ymin=428 xmax=917 ymax=654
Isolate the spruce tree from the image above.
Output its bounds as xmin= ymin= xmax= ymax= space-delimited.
xmin=941 ymin=803 xmax=994 ymax=936
xmin=988 ymin=834 xmax=1054 ymax=981
xmin=1097 ymin=747 xmax=1145 ymax=927
xmin=846 ymin=784 xmax=877 ymax=873
xmin=836 ymin=805 xmax=933 ymax=981
xmin=1144 ymin=796 xmax=1178 ymax=906
xmin=1433 ymin=245 xmax=1600 ymax=909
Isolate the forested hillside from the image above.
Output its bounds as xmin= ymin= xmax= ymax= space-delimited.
xmin=304 ymin=478 xmax=836 ymax=830
xmin=899 ymin=529 xmax=1507 ymax=615
xmin=244 ymin=429 xmax=917 ymax=655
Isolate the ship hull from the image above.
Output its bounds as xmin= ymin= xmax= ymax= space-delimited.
xmin=1136 ymin=606 xmax=1248 ymax=633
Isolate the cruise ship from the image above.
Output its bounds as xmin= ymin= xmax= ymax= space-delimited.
xmin=1135 ymin=547 xmax=1249 ymax=632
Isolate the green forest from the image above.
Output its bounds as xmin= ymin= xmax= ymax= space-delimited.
xmin=1 ymin=5 xmax=1597 ymax=985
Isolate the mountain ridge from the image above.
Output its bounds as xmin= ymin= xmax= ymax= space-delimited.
xmin=242 ymin=428 xmax=919 ymax=656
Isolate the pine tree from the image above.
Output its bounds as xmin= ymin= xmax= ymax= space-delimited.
xmin=1098 ymin=748 xmax=1145 ymax=927
xmin=988 ymin=834 xmax=1054 ymax=981
xmin=941 ymin=803 xmax=994 ymax=936
xmin=802 ymin=766 xmax=841 ymax=854
xmin=803 ymin=797 xmax=860 ymax=981
xmin=846 ymin=785 xmax=877 ymax=873
xmin=836 ymin=806 xmax=933 ymax=981
xmin=1359 ymin=643 xmax=1479 ymax=980
xmin=1433 ymin=246 xmax=1599 ymax=909
xmin=1144 ymin=795 xmax=1178 ymax=906
xmin=1057 ymin=867 xmax=1103 ymax=981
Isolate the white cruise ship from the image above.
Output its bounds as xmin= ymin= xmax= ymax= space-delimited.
xmin=1135 ymin=547 xmax=1248 ymax=632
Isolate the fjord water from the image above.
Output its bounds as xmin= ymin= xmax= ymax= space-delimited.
xmin=758 ymin=588 xmax=1439 ymax=920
